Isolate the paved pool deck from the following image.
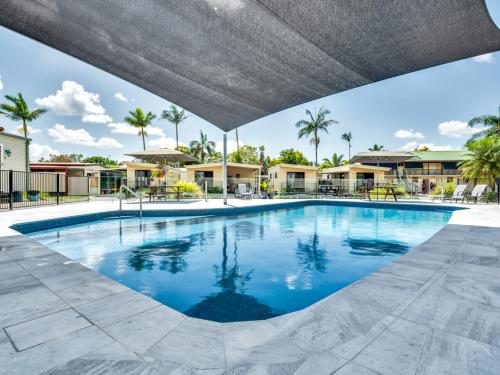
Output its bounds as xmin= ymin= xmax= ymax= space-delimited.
xmin=0 ymin=199 xmax=499 ymax=374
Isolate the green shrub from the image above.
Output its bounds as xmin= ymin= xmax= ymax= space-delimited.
xmin=174 ymin=180 xmax=202 ymax=197
xmin=480 ymin=191 xmax=497 ymax=203
xmin=431 ymin=182 xmax=456 ymax=196
xmin=207 ymin=186 xmax=223 ymax=194
xmin=370 ymin=185 xmax=406 ymax=197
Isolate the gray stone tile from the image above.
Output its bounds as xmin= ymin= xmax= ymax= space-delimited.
xmin=448 ymin=262 xmax=500 ymax=283
xmin=223 ymin=360 xmax=304 ymax=375
xmin=28 ymin=261 xmax=86 ymax=279
xmin=5 ymin=309 xmax=91 ymax=351
xmin=354 ymin=319 xmax=430 ymax=375
xmin=0 ymin=285 xmax=63 ymax=317
xmin=77 ymin=290 xmax=160 ymax=327
xmin=146 ymin=318 xmax=226 ymax=369
xmin=443 ymin=274 xmax=500 ymax=309
xmin=103 ymin=305 xmax=185 ymax=354
xmin=38 ymin=268 xmax=106 ymax=292
xmin=41 ymin=358 xmax=155 ymax=375
xmin=292 ymin=352 xmax=347 ymax=375
xmin=0 ymin=261 xmax=27 ymax=281
xmin=416 ymin=330 xmax=500 ymax=375
xmin=0 ymin=325 xmax=114 ymax=375
xmin=223 ymin=320 xmax=306 ymax=367
xmin=0 ymin=274 xmax=40 ymax=294
xmin=333 ymin=362 xmax=381 ymax=375
xmin=55 ymin=277 xmax=128 ymax=306
xmin=81 ymin=341 xmax=141 ymax=361
xmin=0 ymin=329 xmax=15 ymax=361
xmin=15 ymin=253 xmax=69 ymax=271
xmin=377 ymin=261 xmax=437 ymax=283
xmin=432 ymin=294 xmax=500 ymax=347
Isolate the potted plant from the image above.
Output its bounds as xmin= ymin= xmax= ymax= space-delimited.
xmin=28 ymin=190 xmax=40 ymax=201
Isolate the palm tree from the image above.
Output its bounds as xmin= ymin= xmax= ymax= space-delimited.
xmin=369 ymin=144 xmax=384 ymax=151
xmin=161 ymin=105 xmax=188 ymax=150
xmin=341 ymin=131 xmax=352 ymax=162
xmin=295 ymin=107 xmax=338 ymax=166
xmin=189 ymin=131 xmax=215 ymax=163
xmin=0 ymin=93 xmax=47 ymax=138
xmin=459 ymin=136 xmax=500 ymax=188
xmin=467 ymin=110 xmax=500 ymax=143
xmin=321 ymin=153 xmax=344 ymax=169
xmin=124 ymin=107 xmax=156 ymax=150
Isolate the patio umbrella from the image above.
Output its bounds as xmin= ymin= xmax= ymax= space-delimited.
xmin=125 ymin=148 xmax=198 ymax=186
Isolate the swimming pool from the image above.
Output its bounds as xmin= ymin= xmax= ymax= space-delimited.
xmin=27 ymin=204 xmax=452 ymax=322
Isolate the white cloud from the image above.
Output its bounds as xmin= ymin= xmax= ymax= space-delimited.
xmin=108 ymin=122 xmax=165 ymax=137
xmin=472 ymin=53 xmax=494 ymax=63
xmin=114 ymin=92 xmax=128 ymax=102
xmin=148 ymin=137 xmax=186 ymax=149
xmin=216 ymin=139 xmax=244 ymax=154
xmin=438 ymin=120 xmax=481 ymax=138
xmin=399 ymin=142 xmax=453 ymax=152
xmin=0 ymin=74 xmax=3 ymax=90
xmin=30 ymin=143 xmax=59 ymax=161
xmin=16 ymin=125 xmax=42 ymax=135
xmin=394 ymin=129 xmax=425 ymax=139
xmin=48 ymin=124 xmax=123 ymax=148
xmin=35 ymin=81 xmax=113 ymax=123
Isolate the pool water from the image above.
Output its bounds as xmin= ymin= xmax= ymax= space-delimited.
xmin=28 ymin=205 xmax=452 ymax=322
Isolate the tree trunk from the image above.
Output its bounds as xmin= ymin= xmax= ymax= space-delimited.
xmin=348 ymin=142 xmax=351 ymax=162
xmin=142 ymin=128 xmax=146 ymax=150
xmin=235 ymin=129 xmax=240 ymax=153
xmin=314 ymin=130 xmax=318 ymax=166
xmin=175 ymin=124 xmax=179 ymax=150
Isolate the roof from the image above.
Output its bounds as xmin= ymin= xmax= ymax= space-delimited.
xmin=268 ymin=163 xmax=318 ymax=171
xmin=185 ymin=162 xmax=261 ymax=170
xmin=0 ymin=132 xmax=31 ymax=142
xmin=125 ymin=148 xmax=198 ymax=163
xmin=124 ymin=161 xmax=184 ymax=171
xmin=30 ymin=162 xmax=106 ymax=171
xmin=2 ymin=2 xmax=498 ymax=131
xmin=408 ymin=150 xmax=470 ymax=162
xmin=321 ymin=164 xmax=391 ymax=173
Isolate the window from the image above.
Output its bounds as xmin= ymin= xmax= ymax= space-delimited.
xmin=274 ymin=172 xmax=278 ymax=179
xmin=236 ymin=173 xmax=241 ymax=178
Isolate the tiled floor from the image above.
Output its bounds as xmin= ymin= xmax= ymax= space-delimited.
xmin=1 ymin=200 xmax=499 ymax=374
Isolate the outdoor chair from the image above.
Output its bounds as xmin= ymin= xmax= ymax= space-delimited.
xmin=466 ymin=184 xmax=488 ymax=204
xmin=237 ymin=183 xmax=253 ymax=199
xmin=435 ymin=184 xmax=467 ymax=203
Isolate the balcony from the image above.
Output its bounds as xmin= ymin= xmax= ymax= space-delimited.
xmin=404 ymin=168 xmax=461 ymax=176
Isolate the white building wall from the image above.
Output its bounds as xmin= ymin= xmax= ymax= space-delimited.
xmin=0 ymin=134 xmax=28 ymax=172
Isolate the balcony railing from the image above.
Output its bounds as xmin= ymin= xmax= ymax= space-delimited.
xmin=404 ymin=168 xmax=461 ymax=176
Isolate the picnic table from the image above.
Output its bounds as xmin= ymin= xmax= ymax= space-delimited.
xmin=147 ymin=186 xmax=182 ymax=201
xmin=368 ymin=183 xmax=399 ymax=202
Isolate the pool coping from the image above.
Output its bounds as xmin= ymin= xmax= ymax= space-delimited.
xmin=1 ymin=200 xmax=500 ymax=373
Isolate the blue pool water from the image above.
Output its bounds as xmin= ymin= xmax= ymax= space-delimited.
xmin=27 ymin=204 xmax=452 ymax=322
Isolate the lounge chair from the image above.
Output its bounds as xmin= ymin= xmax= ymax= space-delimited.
xmin=237 ymin=183 xmax=253 ymax=199
xmin=435 ymin=184 xmax=467 ymax=203
xmin=466 ymin=184 xmax=488 ymax=204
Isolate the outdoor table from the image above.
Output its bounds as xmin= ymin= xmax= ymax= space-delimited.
xmin=369 ymin=184 xmax=398 ymax=202
xmin=148 ymin=186 xmax=182 ymax=201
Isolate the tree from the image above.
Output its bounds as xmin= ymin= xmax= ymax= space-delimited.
xmin=189 ymin=131 xmax=215 ymax=163
xmin=41 ymin=153 xmax=83 ymax=163
xmin=270 ymin=149 xmax=310 ymax=166
xmin=369 ymin=144 xmax=384 ymax=151
xmin=82 ymin=156 xmax=119 ymax=167
xmin=467 ymin=111 xmax=500 ymax=144
xmin=207 ymin=151 xmax=223 ymax=163
xmin=0 ymin=93 xmax=47 ymax=138
xmin=416 ymin=146 xmax=430 ymax=152
xmin=459 ymin=136 xmax=500 ymax=188
xmin=341 ymin=132 xmax=352 ymax=162
xmin=124 ymin=107 xmax=156 ymax=150
xmin=228 ymin=145 xmax=259 ymax=164
xmin=161 ymin=105 xmax=188 ymax=150
xmin=295 ymin=107 xmax=338 ymax=166
xmin=320 ymin=153 xmax=344 ymax=169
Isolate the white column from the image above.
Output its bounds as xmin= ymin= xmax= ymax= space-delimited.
xmin=258 ymin=166 xmax=261 ymax=197
xmin=223 ymin=133 xmax=228 ymax=204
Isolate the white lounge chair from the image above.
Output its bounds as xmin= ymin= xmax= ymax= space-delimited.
xmin=467 ymin=184 xmax=488 ymax=204
xmin=437 ymin=184 xmax=468 ymax=203
xmin=237 ymin=183 xmax=253 ymax=199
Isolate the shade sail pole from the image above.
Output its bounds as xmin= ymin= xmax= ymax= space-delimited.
xmin=223 ymin=133 xmax=228 ymax=205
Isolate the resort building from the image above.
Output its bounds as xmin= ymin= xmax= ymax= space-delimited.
xmin=30 ymin=162 xmax=124 ymax=195
xmin=124 ymin=161 xmax=185 ymax=189
xmin=319 ymin=164 xmax=391 ymax=194
xmin=351 ymin=150 xmax=476 ymax=193
xmin=0 ymin=130 xmax=30 ymax=172
xmin=185 ymin=162 xmax=261 ymax=193
xmin=268 ymin=164 xmax=318 ymax=193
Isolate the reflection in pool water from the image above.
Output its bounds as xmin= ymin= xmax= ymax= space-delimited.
xmin=28 ymin=205 xmax=452 ymax=322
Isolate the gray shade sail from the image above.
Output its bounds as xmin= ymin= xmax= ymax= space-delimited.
xmin=125 ymin=148 xmax=198 ymax=163
xmin=1 ymin=1 xmax=499 ymax=131
xmin=350 ymin=152 xmax=415 ymax=164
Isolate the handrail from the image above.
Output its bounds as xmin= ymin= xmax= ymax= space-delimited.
xmin=118 ymin=184 xmax=143 ymax=218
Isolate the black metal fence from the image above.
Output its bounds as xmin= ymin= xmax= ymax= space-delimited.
xmin=0 ymin=170 xmax=90 ymax=210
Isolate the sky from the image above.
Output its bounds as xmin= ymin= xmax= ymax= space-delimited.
xmin=0 ymin=2 xmax=499 ymax=163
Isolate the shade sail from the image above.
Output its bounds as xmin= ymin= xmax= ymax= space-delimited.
xmin=350 ymin=152 xmax=415 ymax=164
xmin=125 ymin=149 xmax=198 ymax=163
xmin=1 ymin=1 xmax=499 ymax=131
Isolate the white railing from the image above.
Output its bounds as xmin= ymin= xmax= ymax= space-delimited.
xmin=118 ymin=184 xmax=143 ymax=218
